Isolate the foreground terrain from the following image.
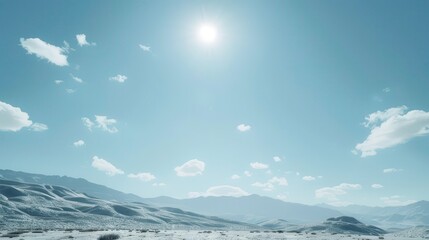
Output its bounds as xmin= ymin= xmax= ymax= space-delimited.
xmin=0 ymin=230 xmax=426 ymax=240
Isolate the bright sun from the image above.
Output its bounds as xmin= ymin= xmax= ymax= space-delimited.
xmin=198 ymin=24 xmax=218 ymax=44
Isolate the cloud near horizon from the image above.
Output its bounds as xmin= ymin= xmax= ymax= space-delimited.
xmin=91 ymin=156 xmax=124 ymax=176
xmin=188 ymin=185 xmax=249 ymax=198
xmin=128 ymin=172 xmax=156 ymax=182
xmin=20 ymin=38 xmax=68 ymax=66
xmin=252 ymin=176 xmax=288 ymax=191
xmin=175 ymin=159 xmax=205 ymax=177
xmin=355 ymin=106 xmax=429 ymax=157
xmin=315 ymin=183 xmax=362 ymax=202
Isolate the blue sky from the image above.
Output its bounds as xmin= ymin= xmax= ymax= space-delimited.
xmin=1 ymin=0 xmax=429 ymax=206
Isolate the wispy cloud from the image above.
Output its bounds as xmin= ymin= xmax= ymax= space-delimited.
xmin=188 ymin=185 xmax=249 ymax=198
xmin=73 ymin=139 xmax=85 ymax=147
xmin=315 ymin=183 xmax=361 ymax=202
xmin=82 ymin=115 xmax=118 ymax=133
xmin=250 ymin=162 xmax=269 ymax=170
xmin=273 ymin=156 xmax=282 ymax=162
xmin=128 ymin=172 xmax=156 ymax=182
xmin=371 ymin=184 xmax=384 ymax=189
xmin=29 ymin=122 xmax=48 ymax=132
xmin=54 ymin=80 xmax=64 ymax=84
xmin=244 ymin=171 xmax=252 ymax=177
xmin=139 ymin=44 xmax=151 ymax=52
xmin=252 ymin=176 xmax=288 ymax=191
xmin=91 ymin=156 xmax=124 ymax=176
xmin=109 ymin=74 xmax=127 ymax=83
xmin=152 ymin=183 xmax=166 ymax=187
xmin=20 ymin=38 xmax=68 ymax=66
xmin=380 ymin=195 xmax=416 ymax=206
xmin=71 ymin=74 xmax=83 ymax=83
xmin=383 ymin=87 xmax=391 ymax=93
xmin=237 ymin=124 xmax=251 ymax=132
xmin=66 ymin=89 xmax=75 ymax=94
xmin=383 ymin=168 xmax=403 ymax=173
xmin=355 ymin=106 xmax=429 ymax=157
xmin=231 ymin=174 xmax=240 ymax=180
xmin=302 ymin=176 xmax=316 ymax=181
xmin=175 ymin=159 xmax=205 ymax=177
xmin=76 ymin=34 xmax=96 ymax=47
xmin=0 ymin=100 xmax=37 ymax=132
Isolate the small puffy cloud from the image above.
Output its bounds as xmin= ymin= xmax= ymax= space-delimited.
xmin=237 ymin=124 xmax=251 ymax=132
xmin=153 ymin=183 xmax=166 ymax=187
xmin=76 ymin=34 xmax=96 ymax=47
xmin=0 ymin=101 xmax=32 ymax=131
xmin=231 ymin=174 xmax=240 ymax=180
xmin=175 ymin=159 xmax=205 ymax=177
xmin=66 ymin=89 xmax=75 ymax=94
xmin=109 ymin=74 xmax=127 ymax=83
xmin=128 ymin=172 xmax=156 ymax=182
xmin=54 ymin=80 xmax=63 ymax=84
xmin=71 ymin=74 xmax=83 ymax=83
xmin=20 ymin=38 xmax=68 ymax=66
xmin=371 ymin=184 xmax=384 ymax=189
xmin=355 ymin=106 xmax=429 ymax=157
xmin=273 ymin=156 xmax=282 ymax=162
xmin=139 ymin=44 xmax=151 ymax=52
xmin=302 ymin=176 xmax=316 ymax=181
xmin=252 ymin=176 xmax=288 ymax=191
xmin=315 ymin=183 xmax=361 ymax=202
xmin=82 ymin=116 xmax=118 ymax=133
xmin=250 ymin=162 xmax=269 ymax=170
xmin=91 ymin=156 xmax=124 ymax=176
xmin=73 ymin=140 xmax=85 ymax=147
xmin=29 ymin=122 xmax=48 ymax=132
xmin=383 ymin=168 xmax=402 ymax=173
xmin=188 ymin=185 xmax=249 ymax=198
xmin=244 ymin=171 xmax=252 ymax=177
xmin=380 ymin=195 xmax=416 ymax=206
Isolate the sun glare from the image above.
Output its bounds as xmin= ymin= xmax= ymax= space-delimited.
xmin=198 ymin=23 xmax=217 ymax=44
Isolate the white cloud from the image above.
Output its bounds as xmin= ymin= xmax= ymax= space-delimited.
xmin=383 ymin=168 xmax=403 ymax=174
xmin=252 ymin=176 xmax=288 ymax=191
xmin=355 ymin=106 xmax=429 ymax=157
xmin=302 ymin=176 xmax=316 ymax=181
xmin=277 ymin=194 xmax=288 ymax=202
xmin=244 ymin=171 xmax=252 ymax=177
xmin=91 ymin=156 xmax=124 ymax=176
xmin=76 ymin=34 xmax=96 ymax=47
xmin=139 ymin=44 xmax=151 ymax=52
xmin=383 ymin=87 xmax=391 ymax=93
xmin=82 ymin=116 xmax=118 ymax=133
xmin=54 ymin=80 xmax=63 ymax=84
xmin=231 ymin=174 xmax=240 ymax=180
xmin=81 ymin=117 xmax=94 ymax=130
xmin=175 ymin=159 xmax=205 ymax=177
xmin=66 ymin=89 xmax=75 ymax=94
xmin=109 ymin=74 xmax=127 ymax=83
xmin=73 ymin=140 xmax=85 ymax=147
xmin=188 ymin=185 xmax=249 ymax=198
xmin=0 ymin=101 xmax=33 ymax=132
xmin=237 ymin=124 xmax=251 ymax=132
xmin=152 ymin=183 xmax=166 ymax=187
xmin=380 ymin=195 xmax=416 ymax=206
xmin=250 ymin=162 xmax=269 ymax=170
xmin=71 ymin=74 xmax=83 ymax=83
xmin=20 ymin=38 xmax=68 ymax=66
xmin=315 ymin=183 xmax=362 ymax=201
xmin=273 ymin=156 xmax=282 ymax=162
xmin=29 ymin=122 xmax=48 ymax=132
xmin=371 ymin=184 xmax=384 ymax=189
xmin=128 ymin=172 xmax=156 ymax=182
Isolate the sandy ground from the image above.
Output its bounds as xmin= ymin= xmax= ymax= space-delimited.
xmin=0 ymin=230 xmax=426 ymax=240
